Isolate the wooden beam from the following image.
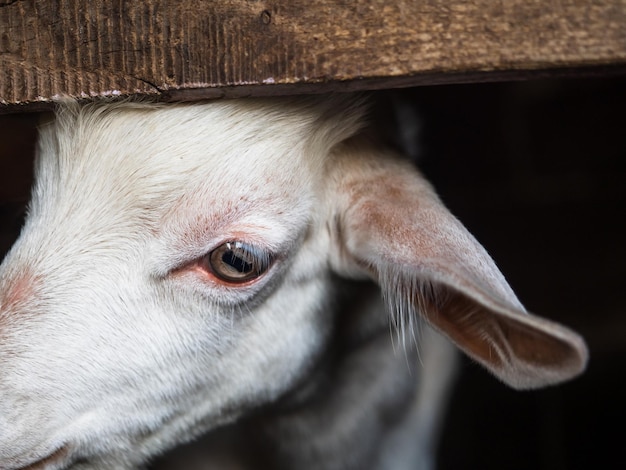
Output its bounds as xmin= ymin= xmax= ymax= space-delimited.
xmin=1 ymin=0 xmax=625 ymax=110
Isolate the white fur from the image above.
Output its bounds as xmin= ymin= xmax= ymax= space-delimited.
xmin=0 ymin=96 xmax=587 ymax=470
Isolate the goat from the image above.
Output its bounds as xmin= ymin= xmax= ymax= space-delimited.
xmin=0 ymin=95 xmax=588 ymax=470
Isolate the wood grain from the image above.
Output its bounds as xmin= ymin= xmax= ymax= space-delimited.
xmin=1 ymin=0 xmax=625 ymax=110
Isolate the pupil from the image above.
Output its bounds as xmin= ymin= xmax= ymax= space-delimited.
xmin=222 ymin=251 xmax=252 ymax=274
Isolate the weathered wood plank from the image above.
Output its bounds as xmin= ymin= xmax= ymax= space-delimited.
xmin=1 ymin=0 xmax=625 ymax=110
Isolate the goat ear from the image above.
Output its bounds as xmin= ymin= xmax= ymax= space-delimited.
xmin=328 ymin=141 xmax=588 ymax=390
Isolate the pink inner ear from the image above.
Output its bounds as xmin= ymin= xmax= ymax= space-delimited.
xmin=414 ymin=285 xmax=589 ymax=390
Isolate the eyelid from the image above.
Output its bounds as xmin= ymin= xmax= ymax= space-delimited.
xmin=162 ymin=233 xmax=298 ymax=307
xmin=155 ymin=221 xmax=305 ymax=289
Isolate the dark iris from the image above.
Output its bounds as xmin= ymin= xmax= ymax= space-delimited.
xmin=222 ymin=249 xmax=253 ymax=274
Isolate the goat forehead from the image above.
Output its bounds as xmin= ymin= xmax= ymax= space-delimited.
xmin=64 ymin=104 xmax=314 ymax=184
xmin=32 ymin=101 xmax=321 ymax=232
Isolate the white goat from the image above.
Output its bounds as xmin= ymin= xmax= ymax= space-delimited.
xmin=0 ymin=96 xmax=587 ymax=470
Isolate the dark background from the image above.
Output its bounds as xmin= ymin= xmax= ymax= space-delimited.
xmin=1 ymin=76 xmax=625 ymax=469
xmin=383 ymin=77 xmax=625 ymax=470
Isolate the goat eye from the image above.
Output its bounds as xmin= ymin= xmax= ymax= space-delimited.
xmin=207 ymin=242 xmax=272 ymax=283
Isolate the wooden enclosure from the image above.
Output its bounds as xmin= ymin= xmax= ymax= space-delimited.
xmin=1 ymin=0 xmax=626 ymax=110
